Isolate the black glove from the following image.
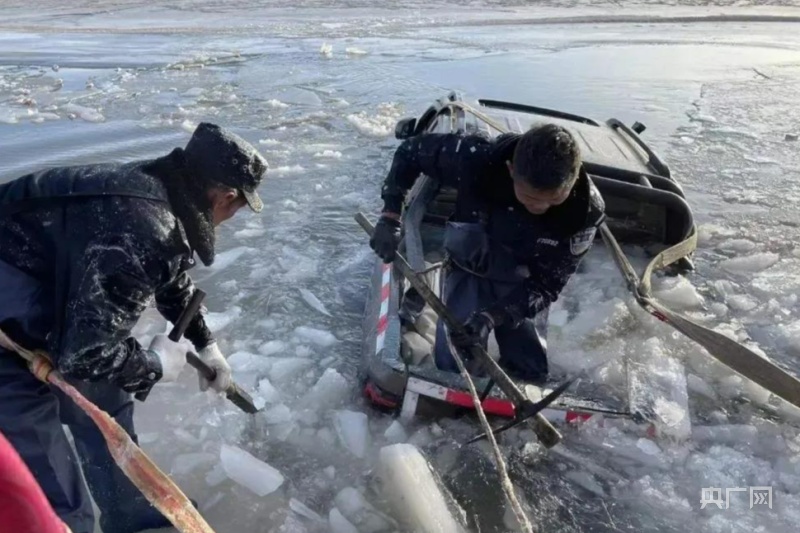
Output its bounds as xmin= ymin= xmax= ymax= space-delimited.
xmin=370 ymin=215 xmax=401 ymax=263
xmin=451 ymin=311 xmax=495 ymax=353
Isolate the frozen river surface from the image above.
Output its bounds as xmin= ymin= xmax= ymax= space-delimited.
xmin=2 ymin=1 xmax=800 ymax=532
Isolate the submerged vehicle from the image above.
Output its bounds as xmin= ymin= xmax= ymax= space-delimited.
xmin=359 ymin=91 xmax=696 ymax=427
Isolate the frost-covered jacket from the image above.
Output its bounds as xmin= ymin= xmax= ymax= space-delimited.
xmin=0 ymin=155 xmax=214 ymax=394
xmin=380 ymin=132 xmax=606 ymax=325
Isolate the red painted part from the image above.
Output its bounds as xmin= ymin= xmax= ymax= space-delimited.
xmin=443 ymin=388 xmax=517 ymax=418
xmin=376 ymin=315 xmax=389 ymax=335
xmin=651 ymin=310 xmax=668 ymax=323
xmin=380 ymin=284 xmax=391 ymax=301
xmin=0 ymin=431 xmax=68 ymax=533
xmin=565 ymin=411 xmax=593 ymax=424
xmin=364 ymin=382 xmax=399 ymax=409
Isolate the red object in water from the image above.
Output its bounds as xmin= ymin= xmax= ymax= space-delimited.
xmin=0 ymin=430 xmax=68 ymax=533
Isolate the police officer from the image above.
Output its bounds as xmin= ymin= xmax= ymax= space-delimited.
xmin=0 ymin=122 xmax=267 ymax=533
xmin=369 ymin=123 xmax=605 ymax=382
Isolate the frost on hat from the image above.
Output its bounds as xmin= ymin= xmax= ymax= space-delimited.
xmin=185 ymin=122 xmax=268 ymax=212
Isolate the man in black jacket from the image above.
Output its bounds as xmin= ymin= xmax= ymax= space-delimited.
xmin=369 ymin=124 xmax=605 ymax=382
xmin=0 ymin=122 xmax=267 ymax=533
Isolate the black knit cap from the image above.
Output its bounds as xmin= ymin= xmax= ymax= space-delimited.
xmin=184 ymin=122 xmax=268 ymax=212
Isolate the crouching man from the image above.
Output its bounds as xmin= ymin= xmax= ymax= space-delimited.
xmin=0 ymin=122 xmax=267 ymax=533
xmin=369 ymin=123 xmax=605 ymax=382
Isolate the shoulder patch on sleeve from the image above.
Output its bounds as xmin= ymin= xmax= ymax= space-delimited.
xmin=570 ymin=226 xmax=597 ymax=256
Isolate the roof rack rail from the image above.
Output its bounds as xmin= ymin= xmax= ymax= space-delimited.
xmin=606 ymin=118 xmax=671 ymax=178
xmin=477 ymin=98 xmax=600 ymax=126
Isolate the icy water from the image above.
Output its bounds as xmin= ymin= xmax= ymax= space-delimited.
xmin=2 ymin=1 xmax=800 ymax=532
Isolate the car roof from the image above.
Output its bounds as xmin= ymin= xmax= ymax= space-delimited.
xmin=471 ymin=98 xmax=665 ymax=177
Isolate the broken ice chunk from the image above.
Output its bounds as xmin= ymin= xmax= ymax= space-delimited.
xmin=564 ymin=470 xmax=605 ymax=497
xmin=408 ymin=426 xmax=433 ymax=448
xmin=335 ymin=487 xmax=395 ymax=533
xmin=259 ymin=340 xmax=286 ymax=357
xmin=205 ymin=463 xmax=228 ymax=487
xmin=314 ymin=149 xmax=343 ymax=159
xmin=383 ymin=421 xmax=407 ymax=444
xmin=258 ymin=318 xmax=278 ymax=330
xmin=378 ymin=443 xmax=468 ymax=533
xmin=717 ymin=238 xmax=757 ymax=254
xmin=201 ymin=491 xmax=225 ymax=513
xmin=687 ymin=373 xmax=717 ymax=400
xmin=636 ymin=438 xmax=661 ymax=455
xmin=204 ymin=306 xmax=242 ymax=331
xmin=628 ymin=338 xmax=690 ymax=440
xmin=226 ymin=352 xmax=269 ymax=373
xmin=727 ymin=295 xmax=759 ymax=312
xmin=278 ymin=513 xmax=310 ymax=533
xmin=258 ymin=377 xmax=282 ymax=404
xmin=334 ymin=410 xmax=370 ymax=459
xmin=692 ymin=425 xmax=758 ymax=447
xmin=297 ymin=409 xmax=320 ymax=426
xmin=269 ymin=357 xmax=315 ymax=382
xmin=263 ymin=404 xmax=293 ymax=425
xmin=296 ymin=345 xmax=314 ymax=358
xmin=271 ymin=421 xmax=299 ymax=442
xmin=294 ymin=326 xmax=339 ymax=347
xmin=318 ymin=427 xmax=337 ymax=447
xmin=299 ymin=288 xmax=332 ymax=316
xmin=305 ymin=368 xmax=350 ymax=409
xmin=329 ymin=508 xmax=358 ymax=533
xmin=138 ymin=432 xmax=159 ymax=445
xmin=290 ymin=498 xmax=325 ymax=523
xmin=596 ymin=430 xmax=667 ymax=469
xmin=324 ymin=466 xmax=336 ymax=479
xmin=62 ymin=103 xmax=104 ymax=122
xmin=173 ymin=428 xmax=202 ymax=446
xmin=170 ymin=453 xmax=216 ymax=476
xmin=219 ymin=444 xmax=285 ymax=496
xmin=204 ymin=246 xmax=252 ymax=273
xmin=708 ymin=411 xmax=729 ymax=424
xmin=319 ymin=355 xmax=336 ymax=367
xmin=720 ymin=253 xmax=780 ymax=274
